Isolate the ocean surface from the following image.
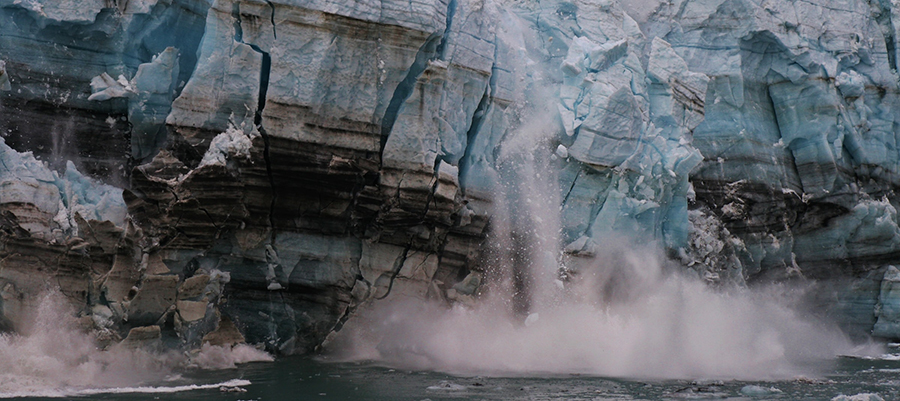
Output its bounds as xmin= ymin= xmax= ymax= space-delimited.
xmin=8 ymin=347 xmax=900 ymax=401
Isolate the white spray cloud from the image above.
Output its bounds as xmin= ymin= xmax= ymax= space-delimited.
xmin=328 ymin=245 xmax=879 ymax=380
xmin=0 ymin=291 xmax=270 ymax=398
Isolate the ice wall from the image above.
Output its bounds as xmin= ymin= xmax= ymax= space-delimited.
xmin=3 ymin=0 xmax=900 ymax=354
xmin=639 ymin=0 xmax=900 ymax=333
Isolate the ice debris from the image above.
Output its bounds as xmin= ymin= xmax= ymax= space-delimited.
xmin=88 ymin=73 xmax=136 ymax=101
xmin=199 ymin=123 xmax=258 ymax=168
xmin=0 ymin=59 xmax=9 ymax=91
xmin=740 ymin=385 xmax=782 ymax=397
xmin=831 ymin=394 xmax=885 ymax=401
xmin=426 ymin=381 xmax=467 ymax=391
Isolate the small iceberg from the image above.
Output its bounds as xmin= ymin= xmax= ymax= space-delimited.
xmin=740 ymin=385 xmax=782 ymax=397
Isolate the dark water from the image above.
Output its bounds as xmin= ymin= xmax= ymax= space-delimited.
xmin=26 ymin=350 xmax=900 ymax=401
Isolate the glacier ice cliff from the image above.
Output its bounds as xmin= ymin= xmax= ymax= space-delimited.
xmin=3 ymin=0 xmax=900 ymax=354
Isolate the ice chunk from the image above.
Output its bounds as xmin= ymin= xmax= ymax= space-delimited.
xmin=88 ymin=73 xmax=136 ymax=101
xmin=59 ymin=161 xmax=127 ymax=229
xmin=740 ymin=385 xmax=782 ymax=396
xmin=555 ymin=144 xmax=569 ymax=159
xmin=0 ymin=136 xmax=126 ymax=236
xmin=524 ymin=313 xmax=540 ymax=327
xmin=836 ymin=70 xmax=866 ymax=99
xmin=426 ymin=381 xmax=466 ymax=391
xmin=831 ymin=394 xmax=884 ymax=401
xmin=0 ymin=60 xmax=9 ymax=91
xmin=129 ymin=47 xmax=180 ymax=160
xmin=198 ymin=124 xmax=258 ymax=168
xmin=588 ymin=39 xmax=628 ymax=72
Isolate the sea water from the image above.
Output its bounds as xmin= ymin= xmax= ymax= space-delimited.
xmin=7 ymin=352 xmax=898 ymax=401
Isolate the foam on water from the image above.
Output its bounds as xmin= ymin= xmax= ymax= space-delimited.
xmin=0 ymin=292 xmax=268 ymax=398
xmin=0 ymin=379 xmax=252 ymax=399
xmin=190 ymin=343 xmax=275 ymax=369
xmin=853 ymin=354 xmax=900 ymax=361
xmin=832 ymin=394 xmax=886 ymax=401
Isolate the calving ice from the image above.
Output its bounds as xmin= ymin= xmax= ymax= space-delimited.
xmin=0 ymin=0 xmax=899 ymax=396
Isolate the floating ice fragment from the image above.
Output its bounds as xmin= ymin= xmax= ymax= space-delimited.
xmin=831 ymin=394 xmax=884 ymax=401
xmin=426 ymin=381 xmax=466 ymax=391
xmin=740 ymin=385 xmax=782 ymax=396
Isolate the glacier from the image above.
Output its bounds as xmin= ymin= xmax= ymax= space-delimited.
xmin=1 ymin=0 xmax=900 ymax=357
